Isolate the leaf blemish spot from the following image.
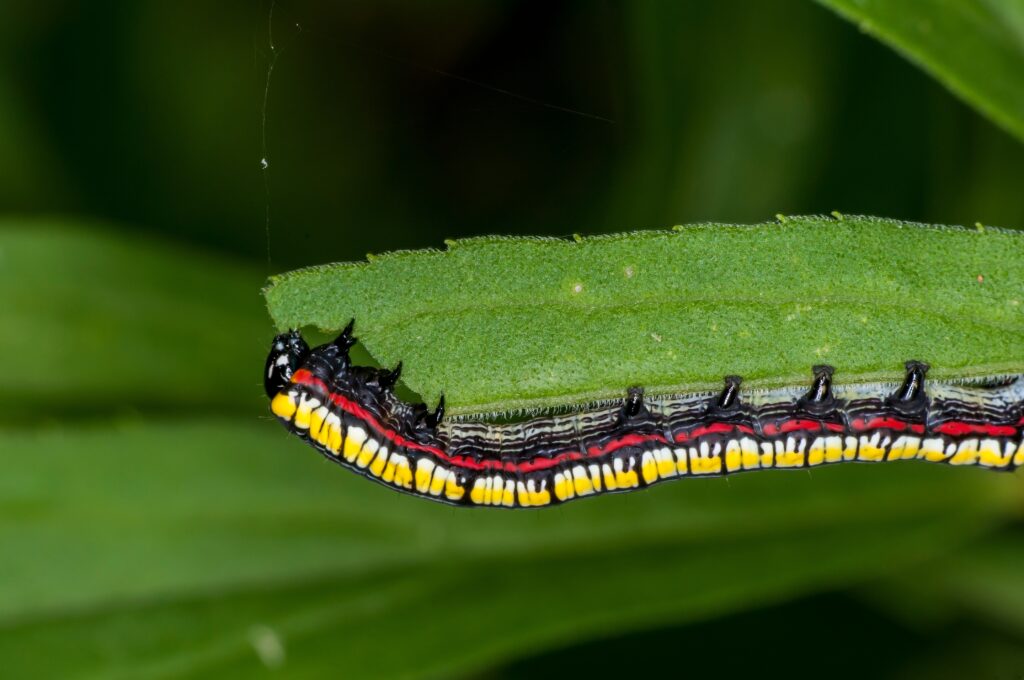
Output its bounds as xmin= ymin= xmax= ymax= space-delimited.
xmin=249 ymin=625 xmax=286 ymax=669
xmin=572 ymin=282 xmax=584 ymax=294
xmin=624 ymin=265 xmax=635 ymax=278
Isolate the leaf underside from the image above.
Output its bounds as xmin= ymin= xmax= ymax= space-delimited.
xmin=264 ymin=216 xmax=1024 ymax=416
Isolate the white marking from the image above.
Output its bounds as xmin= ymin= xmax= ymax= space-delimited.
xmin=501 ymin=478 xmax=515 ymax=506
xmin=641 ymin=451 xmax=656 ymax=481
xmin=979 ymin=439 xmax=1003 ymax=467
xmin=471 ymin=477 xmax=485 ymax=501
xmin=655 ymin=447 xmax=676 ymax=477
xmin=517 ymin=480 xmax=530 ymax=506
xmin=920 ymin=438 xmax=945 ymax=458
xmin=602 ymin=463 xmax=618 ymax=488
xmin=416 ymin=458 xmax=435 ymax=491
xmin=355 ymin=438 xmax=379 ymax=468
xmin=310 ymin=406 xmax=330 ymax=435
xmin=725 ymin=439 xmax=741 ymax=470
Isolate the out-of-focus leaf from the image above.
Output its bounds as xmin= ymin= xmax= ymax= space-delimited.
xmin=0 ymin=418 xmax=1017 ymax=678
xmin=265 ymin=216 xmax=1024 ymax=415
xmin=868 ymin=533 xmax=1024 ymax=636
xmin=0 ymin=220 xmax=269 ymax=416
xmin=863 ymin=534 xmax=1024 ymax=680
xmin=816 ymin=0 xmax=1024 ymax=143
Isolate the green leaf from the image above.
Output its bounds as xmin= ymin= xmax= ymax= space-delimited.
xmin=264 ymin=216 xmax=1024 ymax=415
xmin=0 ymin=220 xmax=270 ymax=416
xmin=0 ymin=418 xmax=1017 ymax=678
xmin=869 ymin=532 xmax=1024 ymax=635
xmin=816 ymin=0 xmax=1024 ymax=143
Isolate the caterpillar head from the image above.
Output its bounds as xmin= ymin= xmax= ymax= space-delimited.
xmin=264 ymin=330 xmax=310 ymax=398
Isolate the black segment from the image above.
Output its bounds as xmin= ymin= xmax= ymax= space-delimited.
xmin=379 ymin=362 xmax=402 ymax=390
xmin=715 ymin=375 xmax=743 ymax=411
xmin=895 ymin=360 xmax=929 ymax=403
xmin=806 ymin=365 xmax=835 ymax=403
xmin=424 ymin=395 xmax=445 ymax=429
xmin=263 ymin=330 xmax=310 ymax=398
xmin=622 ymin=387 xmax=645 ymax=419
xmin=333 ymin=318 xmax=357 ymax=351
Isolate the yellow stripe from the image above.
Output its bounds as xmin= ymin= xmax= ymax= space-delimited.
xmin=517 ymin=481 xmax=531 ymax=507
xmin=573 ymin=466 xmax=595 ymax=495
xmin=656 ymin=449 xmax=676 ymax=478
xmin=949 ymin=439 xmax=979 ymax=466
xmin=393 ymin=456 xmax=413 ymax=488
xmin=429 ymin=467 xmax=448 ymax=496
xmin=308 ymin=407 xmax=326 ymax=440
xmin=293 ymin=398 xmax=314 ymax=430
xmin=271 ymin=392 xmax=297 ymax=420
xmin=725 ymin=440 xmax=742 ymax=472
xmin=674 ymin=448 xmax=689 ymax=474
xmin=501 ymin=479 xmax=515 ymax=507
xmin=326 ymin=418 xmax=343 ymax=454
xmin=342 ymin=427 xmax=367 ymax=463
xmin=978 ymin=439 xmax=1007 ymax=468
xmin=602 ymin=464 xmax=618 ymax=490
xmin=554 ymin=473 xmax=573 ymax=501
xmin=356 ymin=438 xmax=379 ymax=468
xmin=470 ymin=479 xmax=486 ymax=504
xmin=445 ymin=474 xmax=465 ymax=501
xmin=415 ymin=459 xmax=435 ymax=493
xmin=807 ymin=438 xmax=825 ymax=467
xmin=641 ymin=452 xmax=659 ymax=484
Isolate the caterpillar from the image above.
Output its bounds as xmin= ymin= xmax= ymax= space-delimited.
xmin=265 ymin=323 xmax=1024 ymax=508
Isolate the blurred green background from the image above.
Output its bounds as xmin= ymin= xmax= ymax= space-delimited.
xmin=2 ymin=1 xmax=1024 ymax=678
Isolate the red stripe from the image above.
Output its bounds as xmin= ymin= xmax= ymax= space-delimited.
xmin=762 ymin=419 xmax=831 ymax=436
xmin=290 ymin=371 xmax=1018 ymax=474
xmin=850 ymin=417 xmax=924 ymax=434
xmin=934 ymin=421 xmax=1018 ymax=437
xmin=292 ymin=370 xmax=668 ymax=474
xmin=675 ymin=423 xmax=756 ymax=442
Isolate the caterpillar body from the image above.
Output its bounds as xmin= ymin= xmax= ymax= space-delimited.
xmin=265 ymin=324 xmax=1024 ymax=508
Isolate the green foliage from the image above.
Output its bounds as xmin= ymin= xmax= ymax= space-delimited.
xmin=0 ymin=417 xmax=1016 ymax=678
xmin=4 ymin=2 xmax=1024 ymax=678
xmin=818 ymin=0 xmax=1024 ymax=143
xmin=266 ymin=216 xmax=1024 ymax=414
xmin=0 ymin=221 xmax=269 ymax=417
